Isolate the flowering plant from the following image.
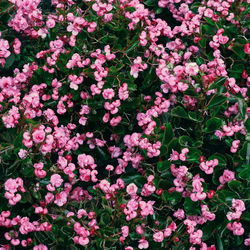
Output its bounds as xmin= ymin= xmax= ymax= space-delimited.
xmin=0 ymin=0 xmax=249 ymax=249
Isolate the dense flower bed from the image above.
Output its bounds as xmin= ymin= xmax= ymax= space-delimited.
xmin=0 ymin=0 xmax=249 ymax=249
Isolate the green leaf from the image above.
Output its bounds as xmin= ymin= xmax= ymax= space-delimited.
xmin=239 ymin=142 xmax=249 ymax=160
xmin=199 ymin=38 xmax=206 ymax=48
xmin=144 ymin=0 xmax=156 ymax=6
xmin=141 ymin=65 xmax=154 ymax=90
xmin=228 ymin=180 xmax=243 ymax=192
xmin=184 ymin=86 xmax=199 ymax=97
xmin=188 ymin=111 xmax=204 ymax=122
xmin=187 ymin=148 xmax=202 ymax=162
xmin=166 ymin=192 xmax=182 ymax=205
xmin=241 ymin=211 xmax=250 ymax=222
xmin=171 ymin=106 xmax=188 ymax=119
xmin=179 ymin=136 xmax=193 ymax=147
xmin=126 ymin=41 xmax=139 ymax=53
xmin=245 ymin=118 xmax=250 ymax=132
xmin=161 ymin=123 xmax=173 ymax=146
xmin=216 ymin=233 xmax=224 ymax=250
xmin=21 ymin=165 xmax=34 ymax=177
xmin=155 ymin=8 xmax=163 ymax=14
xmin=238 ymin=164 xmax=250 ymax=181
xmin=0 ymin=1 xmax=9 ymax=12
xmin=109 ymin=63 xmax=124 ymax=73
xmin=157 ymin=160 xmax=171 ymax=173
xmin=167 ymin=138 xmax=181 ymax=155
xmin=205 ymin=117 xmax=223 ymax=132
xmin=217 ymin=190 xmax=238 ymax=202
xmin=184 ymin=197 xmax=200 ymax=215
xmin=122 ymin=174 xmax=145 ymax=186
xmin=196 ymin=57 xmax=204 ymax=66
xmin=4 ymin=54 xmax=15 ymax=69
xmin=200 ymin=24 xmax=214 ymax=36
xmin=238 ymin=99 xmax=247 ymax=118
xmin=231 ymin=46 xmax=246 ymax=59
xmin=202 ymin=221 xmax=217 ymax=241
xmin=208 ymin=94 xmax=227 ymax=108
xmin=32 ymin=190 xmax=42 ymax=200
xmin=209 ymin=77 xmax=226 ymax=90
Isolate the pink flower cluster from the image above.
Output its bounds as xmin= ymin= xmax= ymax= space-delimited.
xmin=219 ymin=169 xmax=235 ymax=186
xmin=0 ymin=32 xmax=11 ymax=67
xmin=8 ymin=0 xmax=44 ymax=37
xmin=4 ymin=178 xmax=25 ymax=205
xmin=0 ymin=0 xmax=248 ymax=248
xmin=226 ymin=199 xmax=246 ymax=221
xmin=199 ymin=158 xmax=218 ymax=174
xmin=2 ymin=106 xmax=20 ymax=128
xmin=190 ymin=174 xmax=206 ymax=202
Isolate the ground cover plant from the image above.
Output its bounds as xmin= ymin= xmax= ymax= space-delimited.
xmin=0 ymin=0 xmax=249 ymax=249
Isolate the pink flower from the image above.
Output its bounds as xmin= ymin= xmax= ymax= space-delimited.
xmin=126 ymin=183 xmax=138 ymax=195
xmin=32 ymin=129 xmax=45 ymax=144
xmin=50 ymin=174 xmax=63 ymax=187
xmin=13 ymin=38 xmax=21 ymax=54
xmin=99 ymin=180 xmax=110 ymax=192
xmin=245 ymin=237 xmax=250 ymax=246
xmin=18 ymin=149 xmax=27 ymax=159
xmin=33 ymin=244 xmax=48 ymax=250
xmin=5 ymin=178 xmax=18 ymax=193
xmin=138 ymin=238 xmax=149 ymax=249
xmin=190 ymin=230 xmax=203 ymax=245
xmin=244 ymin=43 xmax=250 ymax=54
xmin=122 ymin=226 xmax=129 ymax=238
xmin=227 ymin=222 xmax=244 ymax=235
xmin=173 ymin=209 xmax=185 ymax=220
xmin=153 ymin=231 xmax=164 ymax=242
xmin=219 ymin=170 xmax=235 ymax=185
xmin=218 ymin=35 xmax=229 ymax=44
xmin=185 ymin=62 xmax=199 ymax=76
xmin=139 ymin=201 xmax=154 ymax=217
xmin=46 ymin=19 xmax=56 ymax=28
xmin=54 ymin=191 xmax=68 ymax=207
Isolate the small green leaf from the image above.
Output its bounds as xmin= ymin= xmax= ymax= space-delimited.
xmin=161 ymin=123 xmax=173 ymax=146
xmin=126 ymin=41 xmax=139 ymax=53
xmin=217 ymin=233 xmax=224 ymax=250
xmin=179 ymin=136 xmax=193 ymax=147
xmin=245 ymin=118 xmax=250 ymax=132
xmin=205 ymin=117 xmax=223 ymax=132
xmin=171 ymin=106 xmax=188 ymax=119
xmin=228 ymin=180 xmax=242 ymax=192
xmin=208 ymin=94 xmax=227 ymax=108
xmin=217 ymin=190 xmax=238 ymax=202
xmin=238 ymin=99 xmax=247 ymax=118
xmin=209 ymin=77 xmax=226 ymax=90
xmin=157 ymin=160 xmax=171 ymax=173
xmin=187 ymin=148 xmax=202 ymax=162
xmin=238 ymin=164 xmax=250 ymax=181
xmin=184 ymin=197 xmax=200 ymax=215
xmin=188 ymin=111 xmax=204 ymax=122
xmin=199 ymin=38 xmax=206 ymax=48
xmin=4 ymin=54 xmax=15 ymax=68
xmin=241 ymin=211 xmax=250 ymax=222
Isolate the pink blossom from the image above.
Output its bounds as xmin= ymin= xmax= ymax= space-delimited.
xmin=126 ymin=183 xmax=138 ymax=195
xmin=153 ymin=231 xmax=164 ymax=242
xmin=185 ymin=62 xmax=199 ymax=76
xmin=50 ymin=174 xmax=63 ymax=187
xmin=138 ymin=238 xmax=149 ymax=249
xmin=32 ymin=129 xmax=45 ymax=144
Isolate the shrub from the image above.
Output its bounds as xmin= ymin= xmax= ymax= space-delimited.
xmin=0 ymin=0 xmax=249 ymax=249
